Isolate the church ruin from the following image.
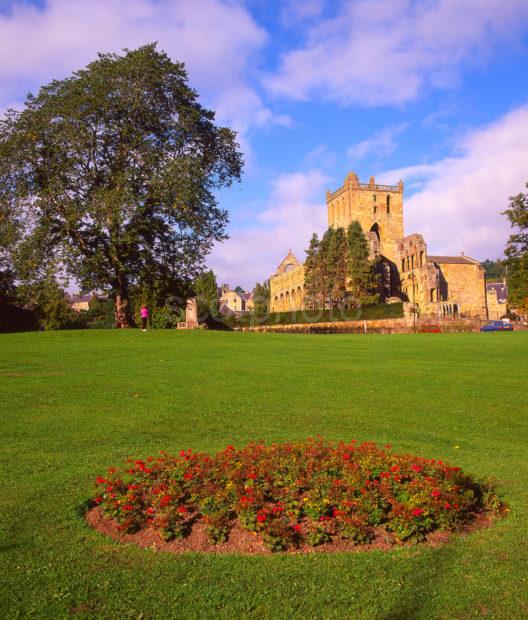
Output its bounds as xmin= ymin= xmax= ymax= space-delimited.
xmin=269 ymin=172 xmax=489 ymax=319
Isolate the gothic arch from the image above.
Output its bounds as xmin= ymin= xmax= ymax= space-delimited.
xmin=370 ymin=223 xmax=380 ymax=242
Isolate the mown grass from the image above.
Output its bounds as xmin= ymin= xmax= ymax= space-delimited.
xmin=1 ymin=329 xmax=527 ymax=619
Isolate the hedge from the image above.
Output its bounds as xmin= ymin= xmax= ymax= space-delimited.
xmin=235 ymin=303 xmax=403 ymax=327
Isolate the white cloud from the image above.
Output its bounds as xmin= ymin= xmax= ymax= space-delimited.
xmin=265 ymin=0 xmax=528 ymax=106
xmin=209 ymin=170 xmax=329 ymax=288
xmin=347 ymin=123 xmax=408 ymax=161
xmin=213 ymin=102 xmax=528 ymax=289
xmin=0 ymin=0 xmax=281 ymax=140
xmin=304 ymin=144 xmax=337 ymax=169
xmin=378 ymin=104 xmax=528 ymax=260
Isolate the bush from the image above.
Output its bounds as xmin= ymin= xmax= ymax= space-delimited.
xmin=0 ymin=300 xmax=39 ymax=333
xmin=92 ymin=438 xmax=503 ymax=551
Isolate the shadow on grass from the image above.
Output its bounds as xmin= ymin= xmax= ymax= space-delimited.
xmin=382 ymin=545 xmax=461 ymax=619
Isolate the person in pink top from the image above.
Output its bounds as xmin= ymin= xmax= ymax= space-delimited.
xmin=140 ymin=305 xmax=149 ymax=331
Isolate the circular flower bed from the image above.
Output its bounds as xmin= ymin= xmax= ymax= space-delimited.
xmin=90 ymin=439 xmax=504 ymax=552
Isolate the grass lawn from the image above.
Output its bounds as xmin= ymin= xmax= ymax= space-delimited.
xmin=1 ymin=329 xmax=528 ymax=619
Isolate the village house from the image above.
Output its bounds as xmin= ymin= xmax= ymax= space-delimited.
xmin=218 ymin=285 xmax=254 ymax=316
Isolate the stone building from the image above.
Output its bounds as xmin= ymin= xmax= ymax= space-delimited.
xmin=219 ymin=288 xmax=254 ymax=315
xmin=269 ymin=172 xmax=490 ymax=319
xmin=486 ymin=281 xmax=508 ymax=320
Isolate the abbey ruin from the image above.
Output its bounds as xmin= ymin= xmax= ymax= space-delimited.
xmin=269 ymin=172 xmax=490 ymax=319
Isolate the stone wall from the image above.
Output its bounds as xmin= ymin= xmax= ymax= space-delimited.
xmin=431 ymin=260 xmax=488 ymax=318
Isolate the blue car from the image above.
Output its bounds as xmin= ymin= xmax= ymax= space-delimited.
xmin=480 ymin=320 xmax=514 ymax=332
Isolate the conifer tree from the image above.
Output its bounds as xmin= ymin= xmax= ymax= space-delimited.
xmin=194 ymin=270 xmax=220 ymax=318
xmin=252 ymin=281 xmax=270 ymax=314
xmin=328 ymin=227 xmax=348 ymax=307
xmin=346 ymin=221 xmax=379 ymax=307
xmin=304 ymin=233 xmax=320 ymax=309
xmin=317 ymin=228 xmax=334 ymax=308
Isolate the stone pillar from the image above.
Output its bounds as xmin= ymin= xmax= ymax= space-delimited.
xmin=186 ymin=298 xmax=198 ymax=324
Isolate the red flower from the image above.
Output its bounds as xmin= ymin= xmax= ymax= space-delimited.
xmin=412 ymin=508 xmax=423 ymax=517
xmin=177 ymin=506 xmax=188 ymax=514
xmin=95 ymin=476 xmax=106 ymax=484
xmin=443 ymin=502 xmax=451 ymax=510
xmin=146 ymin=456 xmax=154 ymax=462
xmin=122 ymin=504 xmax=134 ymax=511
xmin=183 ymin=473 xmax=193 ymax=480
xmin=94 ymin=496 xmax=103 ymax=504
xmin=135 ymin=460 xmax=144 ymax=466
xmin=146 ymin=507 xmax=155 ymax=514
xmin=343 ymin=453 xmax=351 ymax=461
xmin=160 ymin=494 xmax=172 ymax=507
xmin=246 ymin=473 xmax=257 ymax=480
xmin=332 ymin=508 xmax=343 ymax=517
xmin=411 ymin=465 xmax=423 ymax=473
xmin=128 ymin=484 xmax=139 ymax=490
xmin=256 ymin=513 xmax=267 ymax=523
xmin=431 ymin=489 xmax=442 ymax=498
xmin=380 ymin=472 xmax=391 ymax=478
xmin=390 ymin=465 xmax=400 ymax=473
xmin=292 ymin=524 xmax=301 ymax=532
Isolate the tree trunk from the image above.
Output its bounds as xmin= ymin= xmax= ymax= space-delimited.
xmin=114 ymin=280 xmax=135 ymax=328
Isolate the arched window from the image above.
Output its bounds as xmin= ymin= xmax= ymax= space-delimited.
xmin=370 ymin=223 xmax=380 ymax=242
xmin=386 ymin=194 xmax=391 ymax=213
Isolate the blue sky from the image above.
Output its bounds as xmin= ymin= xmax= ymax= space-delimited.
xmin=2 ymin=0 xmax=528 ymax=289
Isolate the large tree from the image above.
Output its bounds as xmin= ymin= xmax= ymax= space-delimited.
xmin=194 ymin=269 xmax=220 ymax=318
xmin=327 ymin=226 xmax=348 ymax=307
xmin=0 ymin=44 xmax=242 ymax=327
xmin=503 ymin=184 xmax=528 ymax=314
xmin=303 ymin=233 xmax=320 ymax=309
xmin=346 ymin=221 xmax=379 ymax=307
xmin=252 ymin=281 xmax=270 ymax=314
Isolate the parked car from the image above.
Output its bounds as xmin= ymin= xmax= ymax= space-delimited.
xmin=480 ymin=320 xmax=514 ymax=332
xmin=419 ymin=324 xmax=442 ymax=333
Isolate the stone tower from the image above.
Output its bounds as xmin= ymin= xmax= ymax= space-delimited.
xmin=326 ymin=172 xmax=404 ymax=264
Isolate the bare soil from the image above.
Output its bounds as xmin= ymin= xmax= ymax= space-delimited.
xmin=86 ymin=507 xmax=498 ymax=555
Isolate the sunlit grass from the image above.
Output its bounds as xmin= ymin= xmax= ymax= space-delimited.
xmin=1 ymin=329 xmax=527 ymax=618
